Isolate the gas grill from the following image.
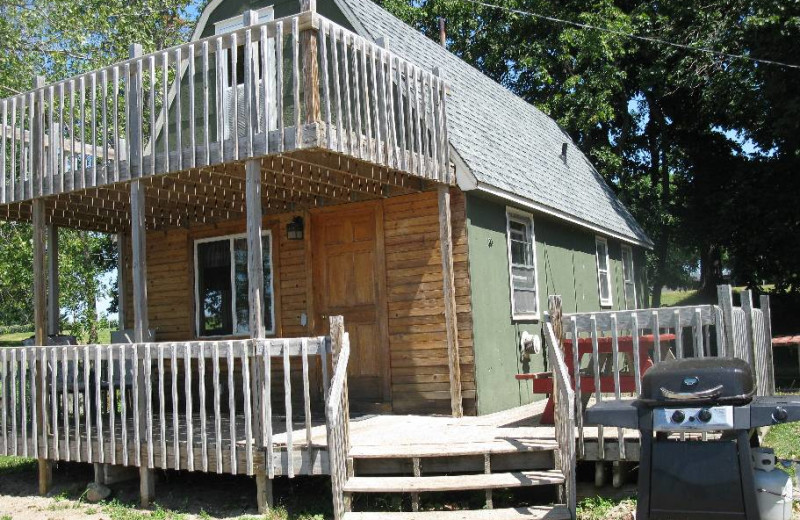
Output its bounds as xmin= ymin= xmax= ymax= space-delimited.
xmin=585 ymin=357 xmax=800 ymax=520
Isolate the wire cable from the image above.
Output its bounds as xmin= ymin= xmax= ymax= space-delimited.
xmin=455 ymin=0 xmax=800 ymax=71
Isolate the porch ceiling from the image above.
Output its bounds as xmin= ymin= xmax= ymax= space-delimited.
xmin=0 ymin=149 xmax=435 ymax=234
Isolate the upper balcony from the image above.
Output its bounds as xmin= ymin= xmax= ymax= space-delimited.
xmin=0 ymin=10 xmax=450 ymax=232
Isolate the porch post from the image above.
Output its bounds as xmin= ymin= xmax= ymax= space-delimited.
xmin=117 ymin=232 xmax=128 ymax=329
xmin=129 ymin=44 xmax=153 ymax=503
xmin=47 ymin=225 xmax=59 ymax=335
xmin=246 ymin=156 xmax=271 ymax=511
xmin=32 ymin=75 xmax=54 ymax=495
xmin=301 ymin=0 xmax=320 ymax=123
xmin=131 ymin=178 xmax=153 ymax=506
xmin=438 ymin=184 xmax=463 ymax=417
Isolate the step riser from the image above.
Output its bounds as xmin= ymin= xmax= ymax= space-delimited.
xmin=354 ymin=451 xmax=555 ymax=476
xmin=344 ymin=470 xmax=565 ymax=493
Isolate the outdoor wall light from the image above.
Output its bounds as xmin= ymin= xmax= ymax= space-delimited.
xmin=286 ymin=216 xmax=304 ymax=240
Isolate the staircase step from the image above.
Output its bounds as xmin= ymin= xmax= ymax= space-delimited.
xmin=342 ymin=505 xmax=571 ymax=520
xmin=349 ymin=440 xmax=558 ymax=459
xmin=343 ymin=470 xmax=564 ymax=493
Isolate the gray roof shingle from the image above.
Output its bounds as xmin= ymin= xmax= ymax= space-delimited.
xmin=334 ymin=0 xmax=652 ymax=247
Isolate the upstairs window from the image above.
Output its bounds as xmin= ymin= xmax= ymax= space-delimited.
xmin=506 ymin=209 xmax=540 ymax=320
xmin=595 ymin=236 xmax=612 ymax=307
xmin=621 ymin=245 xmax=636 ymax=310
xmin=195 ymin=232 xmax=274 ymax=337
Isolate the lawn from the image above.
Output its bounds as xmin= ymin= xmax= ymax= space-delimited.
xmin=0 ymin=455 xmax=328 ymax=520
xmin=0 ymin=328 xmax=112 ymax=347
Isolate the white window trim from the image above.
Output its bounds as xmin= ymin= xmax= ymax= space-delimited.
xmin=194 ymin=230 xmax=275 ymax=338
xmin=621 ymin=244 xmax=637 ymax=310
xmin=213 ymin=7 xmax=275 ymax=35
xmin=595 ymin=236 xmax=613 ymax=308
xmin=506 ymin=207 xmax=541 ymax=321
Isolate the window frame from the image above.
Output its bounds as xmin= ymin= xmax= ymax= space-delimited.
xmin=595 ymin=236 xmax=613 ymax=308
xmin=213 ymin=7 xmax=275 ymax=35
xmin=505 ymin=207 xmax=541 ymax=321
xmin=193 ymin=230 xmax=275 ymax=338
xmin=621 ymin=244 xmax=637 ymax=310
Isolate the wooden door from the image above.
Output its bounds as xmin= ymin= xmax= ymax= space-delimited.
xmin=312 ymin=203 xmax=390 ymax=410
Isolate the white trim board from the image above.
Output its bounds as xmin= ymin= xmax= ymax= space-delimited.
xmin=194 ymin=229 xmax=276 ymax=338
xmin=465 ymin=180 xmax=654 ymax=249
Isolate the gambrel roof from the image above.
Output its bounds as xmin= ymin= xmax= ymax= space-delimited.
xmin=334 ymin=0 xmax=652 ymax=247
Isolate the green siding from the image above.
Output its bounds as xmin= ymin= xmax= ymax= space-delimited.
xmin=466 ymin=192 xmax=648 ymax=414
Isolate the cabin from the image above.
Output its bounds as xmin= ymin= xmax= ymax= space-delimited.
xmin=0 ymin=0 xmax=665 ymax=517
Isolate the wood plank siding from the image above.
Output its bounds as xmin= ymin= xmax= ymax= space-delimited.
xmin=122 ymin=189 xmax=475 ymax=415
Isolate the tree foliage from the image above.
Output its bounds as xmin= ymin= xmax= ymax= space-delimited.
xmin=0 ymin=0 xmax=195 ymax=332
xmin=379 ymin=0 xmax=800 ymax=302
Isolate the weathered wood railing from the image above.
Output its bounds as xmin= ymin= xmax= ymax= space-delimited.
xmin=554 ymin=284 xmax=774 ymax=463
xmin=325 ymin=319 xmax=351 ymax=520
xmin=0 ymin=10 xmax=450 ymax=206
xmin=543 ymin=319 xmax=576 ymax=517
xmin=0 ymin=337 xmax=330 ymax=476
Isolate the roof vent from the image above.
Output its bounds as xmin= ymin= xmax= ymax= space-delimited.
xmin=561 ymin=142 xmax=568 ymax=158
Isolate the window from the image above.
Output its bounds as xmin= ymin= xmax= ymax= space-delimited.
xmin=621 ymin=245 xmax=636 ymax=310
xmin=506 ymin=209 xmax=540 ymax=319
xmin=595 ymin=236 xmax=612 ymax=307
xmin=195 ymin=232 xmax=274 ymax=337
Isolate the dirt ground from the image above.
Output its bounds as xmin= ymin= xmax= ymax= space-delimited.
xmin=0 ymin=459 xmax=330 ymax=519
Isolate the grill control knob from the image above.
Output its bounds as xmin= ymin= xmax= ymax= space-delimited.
xmin=671 ymin=410 xmax=686 ymax=423
xmin=698 ymin=409 xmax=712 ymax=422
xmin=773 ymin=407 xmax=789 ymax=423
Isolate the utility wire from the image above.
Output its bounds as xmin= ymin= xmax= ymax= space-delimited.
xmin=456 ymin=0 xmax=800 ymax=71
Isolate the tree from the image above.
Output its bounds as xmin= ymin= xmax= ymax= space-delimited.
xmin=0 ymin=0 xmax=195 ymax=332
xmin=379 ymin=0 xmax=800 ymax=300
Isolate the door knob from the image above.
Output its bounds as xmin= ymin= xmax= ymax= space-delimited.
xmin=321 ymin=314 xmax=328 ymax=320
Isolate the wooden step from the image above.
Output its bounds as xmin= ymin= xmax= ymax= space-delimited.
xmin=342 ymin=505 xmax=571 ymax=519
xmin=349 ymin=440 xmax=558 ymax=459
xmin=343 ymin=470 xmax=564 ymax=493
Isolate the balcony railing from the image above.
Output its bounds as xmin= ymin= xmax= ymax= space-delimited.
xmin=0 ymin=11 xmax=450 ymax=206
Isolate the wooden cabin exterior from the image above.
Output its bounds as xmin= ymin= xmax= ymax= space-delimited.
xmin=0 ymin=0 xmax=655 ymax=516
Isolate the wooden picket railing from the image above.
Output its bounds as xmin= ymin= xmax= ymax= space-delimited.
xmin=542 ymin=319 xmax=576 ymax=517
xmin=325 ymin=318 xmax=351 ymax=520
xmin=552 ymin=284 xmax=775 ymax=463
xmin=0 ymin=336 xmax=330 ymax=476
xmin=0 ymin=10 xmax=450 ymax=206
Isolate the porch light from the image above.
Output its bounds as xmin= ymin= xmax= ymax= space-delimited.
xmin=286 ymin=216 xmax=304 ymax=240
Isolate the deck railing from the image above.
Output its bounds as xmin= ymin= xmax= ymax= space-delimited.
xmin=0 ymin=10 xmax=450 ymax=206
xmin=554 ymin=284 xmax=775 ymax=463
xmin=543 ymin=319 xmax=576 ymax=517
xmin=325 ymin=317 xmax=351 ymax=520
xmin=0 ymin=336 xmax=330 ymax=476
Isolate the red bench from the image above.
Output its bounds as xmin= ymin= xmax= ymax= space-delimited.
xmin=517 ymin=334 xmax=675 ymax=424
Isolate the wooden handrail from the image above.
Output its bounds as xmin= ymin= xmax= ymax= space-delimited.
xmin=0 ymin=337 xmax=329 ymax=477
xmin=325 ymin=317 xmax=351 ymax=520
xmin=0 ymin=11 xmax=451 ymax=206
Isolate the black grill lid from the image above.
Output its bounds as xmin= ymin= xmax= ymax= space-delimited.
xmin=638 ymin=357 xmax=754 ymax=407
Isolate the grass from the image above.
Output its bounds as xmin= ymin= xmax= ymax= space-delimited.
xmin=0 ymin=328 xmax=112 ymax=347
xmin=763 ymin=421 xmax=800 ymax=461
xmin=0 ymin=455 xmax=36 ymax=475
xmin=659 ymin=285 xmax=775 ymax=308
xmin=577 ymin=496 xmax=635 ymax=520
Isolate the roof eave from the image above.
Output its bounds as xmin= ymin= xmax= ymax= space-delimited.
xmin=468 ymin=181 xmax=654 ymax=249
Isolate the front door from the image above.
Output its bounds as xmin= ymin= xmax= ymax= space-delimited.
xmin=312 ymin=202 xmax=390 ymax=411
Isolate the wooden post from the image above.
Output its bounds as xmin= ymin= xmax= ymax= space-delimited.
xmin=717 ymin=285 xmax=735 ymax=357
xmin=130 ymin=177 xmax=153 ymax=506
xmin=301 ymin=0 xmax=320 ymax=124
xmin=128 ymin=44 xmax=143 ymax=178
xmin=117 ymin=232 xmax=128 ymax=329
xmin=47 ymin=225 xmax=59 ymax=335
xmin=437 ymin=185 xmax=462 ymax=417
xmin=740 ymin=289 xmax=757 ymax=372
xmin=33 ymin=75 xmax=54 ymax=496
xmin=759 ymin=295 xmax=775 ymax=396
